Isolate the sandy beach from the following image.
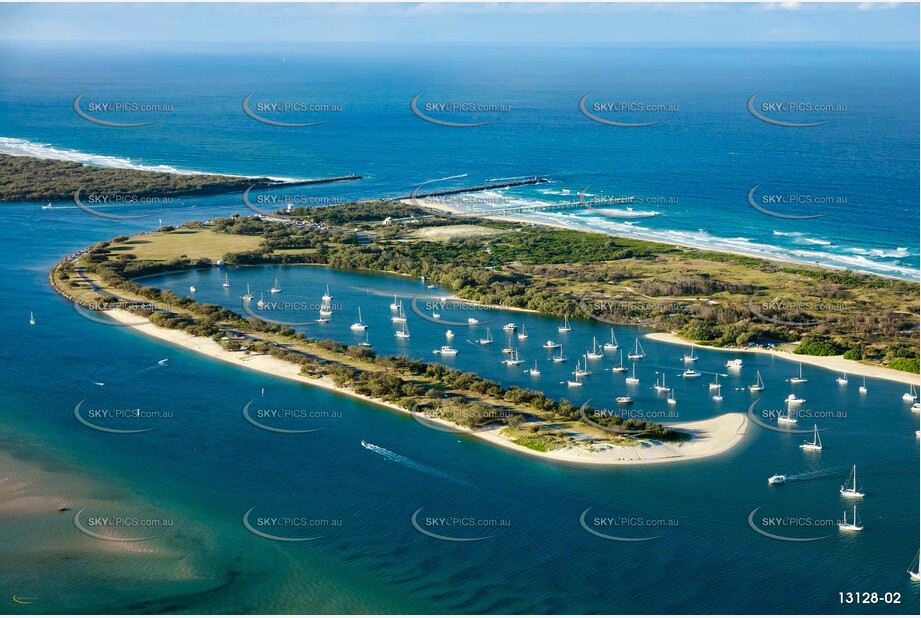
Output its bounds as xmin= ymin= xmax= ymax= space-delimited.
xmin=644 ymin=331 xmax=918 ymax=386
xmin=105 ymin=309 xmax=749 ymax=466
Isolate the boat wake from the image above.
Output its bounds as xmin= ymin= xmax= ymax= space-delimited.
xmin=783 ymin=467 xmax=845 ymax=482
xmin=361 ymin=441 xmax=465 ymax=485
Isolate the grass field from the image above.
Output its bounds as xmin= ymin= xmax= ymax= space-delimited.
xmin=108 ymin=229 xmax=263 ymax=262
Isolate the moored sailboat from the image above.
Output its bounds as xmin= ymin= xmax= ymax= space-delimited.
xmin=840 ymin=465 xmax=865 ymax=498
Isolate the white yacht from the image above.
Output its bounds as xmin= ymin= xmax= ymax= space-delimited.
xmin=243 ymin=283 xmax=253 ymax=302
xmin=503 ymin=323 xmax=517 ymax=332
xmin=712 ymin=384 xmax=723 ymax=401
xmin=359 ymin=332 xmax=372 ymax=348
xmin=586 ymin=338 xmax=604 ymax=360
xmin=768 ymin=474 xmax=786 ymax=485
xmin=256 ymin=293 xmax=266 ymax=309
xmin=836 ymin=372 xmax=848 ymax=385
xmin=319 ymin=300 xmax=333 ymax=318
xmin=610 ymin=350 xmax=628 ymax=373
xmin=789 ymin=363 xmax=807 ymax=384
xmin=681 ymin=368 xmax=701 ymax=378
xmin=270 ymin=278 xmax=281 ymax=294
xmin=552 ymin=346 xmax=568 ymax=363
xmin=350 ymin=307 xmax=367 ymax=331
xmin=574 ymin=356 xmax=591 ymax=377
xmin=800 ymin=424 xmax=822 ymax=451
xmin=391 ymin=304 xmax=407 ymax=323
xmin=786 ymin=393 xmax=805 ymax=404
xmin=627 ymin=338 xmax=646 ymax=360
xmin=222 ymin=273 xmax=230 ymax=288
xmin=682 ymin=346 xmax=698 ymax=362
xmin=29 ymin=311 xmax=35 ymax=326
xmin=543 ymin=340 xmax=561 ymax=349
xmin=903 ymin=385 xmax=918 ymax=401
xmin=525 ymin=360 xmax=540 ymax=376
xmin=189 ymin=286 xmax=197 ymax=293
xmin=778 ymin=401 xmax=798 ymax=424
xmin=912 ymin=402 xmax=921 ymax=413
xmin=517 ymin=324 xmax=528 ymax=340
xmin=389 ymin=294 xmax=399 ymax=311
xmin=503 ymin=349 xmax=524 ymax=366
xmin=709 ymin=373 xmax=721 ymax=391
xmin=749 ymin=371 xmax=765 ymax=392
xmin=616 ymin=395 xmax=634 ymax=404
xmin=566 ymin=375 xmax=582 ymax=387
xmin=558 ymin=316 xmax=572 ymax=333
xmin=625 ymin=363 xmax=640 ymax=384
xmin=654 ymin=373 xmax=669 ymax=393
xmin=478 ymin=327 xmax=494 ymax=345
xmin=908 ymin=552 xmax=920 ymax=582
xmin=502 ymin=338 xmax=514 ymax=354
xmin=467 ymin=317 xmax=480 ymax=325
xmin=322 ymin=285 xmax=332 ymax=302
xmin=859 ymin=377 xmax=867 ymax=394
xmin=395 ymin=323 xmax=410 ymax=339
xmin=840 ymin=465 xmax=865 ymax=498
xmin=667 ymin=388 xmax=677 ymax=405
xmin=433 ymin=345 xmax=457 ymax=355
xmin=603 ymin=328 xmax=619 ymax=351
xmin=837 ymin=506 xmax=863 ymax=532
xmin=725 ymin=358 xmax=743 ymax=370
xmin=445 ymin=330 xmax=454 ymax=339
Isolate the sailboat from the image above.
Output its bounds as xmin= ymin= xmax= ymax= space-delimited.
xmin=709 ymin=373 xmax=721 ymax=390
xmin=586 ymin=338 xmax=603 ymax=360
xmin=859 ymin=377 xmax=867 ymax=394
xmin=445 ymin=330 xmax=454 ymax=339
xmin=786 ymin=393 xmax=805 ymax=404
xmin=503 ymin=349 xmax=524 ymax=366
xmin=837 ymin=506 xmax=863 ymax=532
xmin=391 ymin=302 xmax=407 ymax=323
xmin=558 ymin=316 xmax=572 ymax=333
xmin=749 ymin=371 xmax=765 ymax=392
xmin=517 ymin=324 xmax=528 ymax=340
xmin=667 ymin=388 xmax=676 ymax=405
xmin=908 ymin=551 xmax=920 ymax=582
xmin=654 ymin=373 xmax=669 ymax=393
xmin=625 ymin=363 xmax=639 ymax=384
xmin=552 ymin=346 xmax=568 ymax=363
xmin=627 ymin=338 xmax=645 ymax=360
xmin=574 ymin=356 xmax=591 ymax=377
xmin=350 ymin=307 xmax=367 ymax=331
xmin=270 ymin=278 xmax=281 ymax=294
xmin=28 ymin=311 xmax=35 ymax=326
xmin=682 ymin=345 xmax=698 ymax=362
xmin=478 ymin=327 xmax=494 ymax=345
xmin=840 ymin=465 xmax=865 ymax=498
xmin=603 ymin=328 xmax=619 ymax=351
xmin=395 ymin=322 xmax=410 ymax=339
xmin=319 ymin=299 xmax=333 ymax=318
xmin=222 ymin=273 xmax=230 ymax=288
xmin=42 ymin=202 xmax=53 ymax=210
xmin=903 ymin=385 xmax=918 ymax=402
xmin=712 ymin=384 xmax=723 ymax=401
xmin=800 ymin=424 xmax=822 ymax=451
xmin=525 ymin=360 xmax=540 ymax=376
xmin=360 ymin=332 xmax=372 ymax=348
xmin=777 ymin=400 xmax=798 ymax=425
xmin=322 ymin=285 xmax=332 ymax=302
xmin=611 ymin=350 xmax=628 ymax=373
xmin=836 ymin=372 xmax=848 ymax=385
xmin=243 ymin=283 xmax=253 ymax=301
xmin=790 ymin=362 xmax=807 ymax=384
xmin=389 ymin=294 xmax=399 ymax=311
xmin=256 ymin=293 xmax=266 ymax=309
xmin=502 ymin=338 xmax=514 ymax=354
xmin=189 ymin=286 xmax=196 ymax=293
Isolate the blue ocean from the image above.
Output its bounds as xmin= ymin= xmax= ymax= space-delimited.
xmin=0 ymin=42 xmax=918 ymax=614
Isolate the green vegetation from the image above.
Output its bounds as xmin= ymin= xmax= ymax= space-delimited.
xmin=0 ymin=154 xmax=309 ymax=202
xmin=793 ymin=337 xmax=845 ymax=356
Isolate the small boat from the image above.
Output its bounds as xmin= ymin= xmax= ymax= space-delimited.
xmin=749 ymin=371 xmax=765 ymax=392
xmin=222 ymin=273 xmax=230 ymax=288
xmin=611 ymin=350 xmax=628 ymax=373
xmin=391 ymin=303 xmax=406 ymax=323
xmin=517 ymin=324 xmax=528 ymax=340
xmin=389 ymin=294 xmax=399 ymax=311
xmin=256 ymin=293 xmax=266 ymax=309
xmin=840 ymin=465 xmax=865 ymax=498
xmin=627 ymin=338 xmax=646 ymax=360
xmin=912 ymin=402 xmax=921 ymax=413
xmin=725 ymin=358 xmax=743 ymax=370
xmin=525 ymin=360 xmax=541 ymax=376
xmin=800 ymin=424 xmax=822 ymax=451
xmin=189 ymin=286 xmax=197 ymax=293
xmin=682 ymin=346 xmax=698 ymax=362
xmin=785 ymin=393 xmax=805 ymax=404
xmin=42 ymin=202 xmax=53 ymax=210
xmin=837 ymin=506 xmax=863 ymax=532
xmin=427 ymin=284 xmax=437 ymax=289
xmin=667 ymin=388 xmax=677 ymax=405
xmin=467 ymin=317 xmax=480 ymax=325
xmin=712 ymin=385 xmax=723 ymax=401
xmin=709 ymin=373 xmax=721 ymax=390
xmin=29 ymin=311 xmax=35 ymax=326
xmin=625 ymin=363 xmax=639 ymax=384
xmin=243 ymin=283 xmax=253 ymax=302
xmin=432 ymin=312 xmax=441 ymax=319
xmin=681 ymin=368 xmax=701 ymax=379
xmin=603 ymin=328 xmax=619 ymax=351
xmin=158 ymin=358 xmax=169 ymax=366
xmin=768 ymin=474 xmax=786 ymax=485
xmin=270 ymin=278 xmax=281 ymax=294
xmin=433 ymin=345 xmax=457 ymax=355
xmin=778 ymin=401 xmax=798 ymax=424
xmin=360 ymin=333 xmax=372 ymax=348
xmin=859 ymin=377 xmax=867 ymax=394
xmin=908 ymin=551 xmax=920 ymax=582
xmin=557 ymin=316 xmax=572 ymax=333
xmin=654 ymin=373 xmax=669 ymax=393
xmin=395 ymin=323 xmax=410 ymax=339
xmin=350 ymin=307 xmax=367 ymax=331
xmin=586 ymin=337 xmax=603 ymax=360
xmin=836 ymin=372 xmax=848 ymax=385
xmin=789 ymin=362 xmax=807 ymax=384
xmin=502 ymin=338 xmax=514 ymax=354
xmin=566 ymin=375 xmax=582 ymax=387
xmin=478 ymin=327 xmax=494 ymax=345
xmin=542 ymin=340 xmax=561 ymax=349
xmin=552 ymin=346 xmax=568 ymax=363
xmin=616 ymin=395 xmax=633 ymax=404
xmin=322 ymin=285 xmax=332 ymax=302
xmin=445 ymin=330 xmax=454 ymax=339
xmin=574 ymin=356 xmax=591 ymax=377
xmin=503 ymin=323 xmax=517 ymax=332
xmin=903 ymin=385 xmax=918 ymax=402
xmin=503 ymin=349 xmax=524 ymax=366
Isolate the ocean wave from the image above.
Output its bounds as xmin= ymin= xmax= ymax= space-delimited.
xmin=0 ymin=137 xmax=303 ymax=182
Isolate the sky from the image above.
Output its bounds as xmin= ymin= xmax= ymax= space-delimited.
xmin=0 ymin=2 xmax=918 ymax=45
